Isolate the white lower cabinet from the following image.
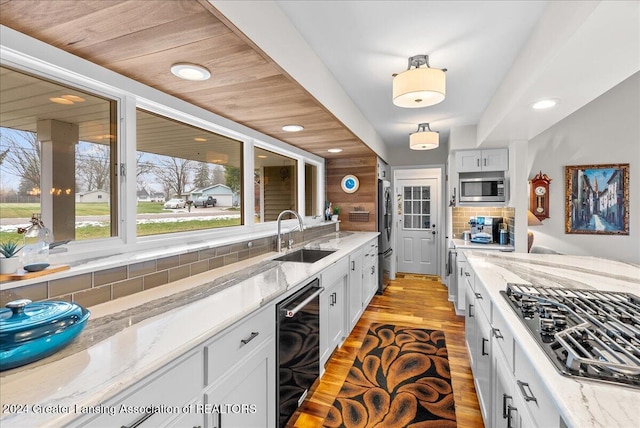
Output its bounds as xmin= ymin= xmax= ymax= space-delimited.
xmin=204 ymin=337 xmax=275 ymax=428
xmin=347 ymin=247 xmax=363 ymax=332
xmin=466 ymin=268 xmax=562 ymax=428
xmin=362 ymin=238 xmax=378 ymax=307
xmin=320 ymin=258 xmax=348 ymax=368
xmin=67 ymin=350 xmax=204 ymax=428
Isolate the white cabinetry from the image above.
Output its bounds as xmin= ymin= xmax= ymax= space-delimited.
xmin=466 ymin=266 xmax=562 ymax=428
xmin=348 ymin=247 xmax=364 ymax=332
xmin=456 ymin=251 xmax=471 ymax=314
xmin=205 ymin=337 xmax=275 ymax=428
xmin=362 ymin=238 xmax=378 ymax=307
xmin=456 ymin=148 xmax=508 ymax=172
xmin=203 ymin=305 xmax=276 ymax=428
xmin=320 ymin=258 xmax=349 ymax=368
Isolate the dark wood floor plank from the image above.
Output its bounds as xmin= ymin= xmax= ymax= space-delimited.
xmin=288 ymin=274 xmax=484 ymax=427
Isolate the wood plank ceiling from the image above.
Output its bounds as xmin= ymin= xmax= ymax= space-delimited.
xmin=0 ymin=0 xmax=376 ymax=160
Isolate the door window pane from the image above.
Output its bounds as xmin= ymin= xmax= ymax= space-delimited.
xmin=135 ymin=109 xmax=242 ymax=236
xmin=0 ymin=66 xmax=116 ymax=242
xmin=401 ymin=185 xmax=432 ymax=230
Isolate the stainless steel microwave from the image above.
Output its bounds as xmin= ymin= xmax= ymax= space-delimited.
xmin=459 ymin=176 xmax=507 ymax=203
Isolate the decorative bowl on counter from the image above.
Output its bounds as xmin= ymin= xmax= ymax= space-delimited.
xmin=0 ymin=299 xmax=90 ymax=371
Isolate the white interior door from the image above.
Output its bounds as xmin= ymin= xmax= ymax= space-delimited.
xmin=396 ymin=178 xmax=439 ymax=274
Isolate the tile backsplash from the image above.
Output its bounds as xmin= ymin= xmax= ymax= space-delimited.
xmin=452 ymin=206 xmax=515 ymax=243
xmin=0 ymin=223 xmax=337 ymax=307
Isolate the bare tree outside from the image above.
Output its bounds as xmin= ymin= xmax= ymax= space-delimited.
xmin=0 ymin=130 xmax=40 ymax=194
xmin=155 ymin=156 xmax=195 ymax=199
xmin=212 ymin=165 xmax=225 ymax=185
xmin=76 ymin=143 xmax=110 ymax=192
xmin=194 ymin=162 xmax=211 ymax=189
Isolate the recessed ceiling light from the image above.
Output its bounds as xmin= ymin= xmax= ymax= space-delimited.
xmin=257 ymin=155 xmax=268 ymax=159
xmin=532 ymin=99 xmax=558 ymax=110
xmin=170 ymin=63 xmax=211 ymax=81
xmin=49 ymin=97 xmax=74 ymax=105
xmin=282 ymin=125 xmax=304 ymax=132
xmin=328 ymin=148 xmax=343 ymax=153
xmin=194 ymin=137 xmax=207 ymax=142
xmin=62 ymin=95 xmax=85 ymax=102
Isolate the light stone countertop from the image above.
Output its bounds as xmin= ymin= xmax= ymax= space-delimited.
xmin=461 ymin=250 xmax=640 ymax=428
xmin=0 ymin=231 xmax=378 ymax=428
xmin=452 ymin=238 xmax=514 ymax=251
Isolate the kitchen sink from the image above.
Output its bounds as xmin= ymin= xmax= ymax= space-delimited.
xmin=273 ymin=248 xmax=336 ymax=263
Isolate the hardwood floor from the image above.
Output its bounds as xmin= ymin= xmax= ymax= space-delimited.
xmin=288 ymin=274 xmax=484 ymax=427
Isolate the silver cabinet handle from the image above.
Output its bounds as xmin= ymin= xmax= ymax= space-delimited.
xmin=484 ymin=158 xmax=487 ymax=166
xmin=121 ymin=409 xmax=156 ymax=428
xmin=464 ymin=271 xmax=470 ymax=277
xmin=475 ymin=292 xmax=482 ymax=299
xmin=476 ymin=158 xmax=480 ymax=167
xmin=240 ymin=331 xmax=259 ymax=346
xmin=468 ymin=303 xmax=474 ymax=318
xmin=283 ymin=287 xmax=325 ymax=318
xmin=482 ymin=337 xmax=489 ymax=356
xmin=351 ymin=260 xmax=355 ymax=270
xmin=502 ymin=394 xmax=512 ymax=419
xmin=507 ymin=404 xmax=517 ymax=428
xmin=493 ymin=328 xmax=503 ymax=339
xmin=517 ymin=380 xmax=538 ymax=403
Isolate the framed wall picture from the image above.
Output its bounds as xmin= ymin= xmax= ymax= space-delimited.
xmin=565 ymin=163 xmax=629 ymax=235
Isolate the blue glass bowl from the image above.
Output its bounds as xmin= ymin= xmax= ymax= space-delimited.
xmin=0 ymin=299 xmax=90 ymax=371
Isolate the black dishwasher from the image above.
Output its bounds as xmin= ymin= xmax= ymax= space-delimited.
xmin=276 ymin=278 xmax=323 ymax=428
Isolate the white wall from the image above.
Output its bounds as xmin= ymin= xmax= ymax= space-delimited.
xmin=527 ymin=72 xmax=639 ymax=263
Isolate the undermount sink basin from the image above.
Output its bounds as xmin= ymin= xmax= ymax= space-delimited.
xmin=274 ymin=248 xmax=336 ymax=263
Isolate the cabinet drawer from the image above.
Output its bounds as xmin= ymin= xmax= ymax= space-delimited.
xmin=73 ymin=350 xmax=203 ymax=428
xmin=205 ymin=306 xmax=274 ymax=385
xmin=322 ymin=257 xmax=348 ymax=287
xmin=472 ymin=276 xmax=491 ymax=323
xmin=363 ymin=239 xmax=378 ymax=264
xmin=491 ymin=305 xmax=514 ymax=371
xmin=514 ymin=342 xmax=560 ymax=428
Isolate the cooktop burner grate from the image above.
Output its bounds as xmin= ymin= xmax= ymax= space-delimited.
xmin=501 ymin=284 xmax=640 ymax=389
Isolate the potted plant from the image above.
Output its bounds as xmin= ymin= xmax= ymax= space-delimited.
xmin=331 ymin=205 xmax=340 ymax=221
xmin=0 ymin=240 xmax=23 ymax=274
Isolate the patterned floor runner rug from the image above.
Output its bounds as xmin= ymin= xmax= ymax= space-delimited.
xmin=324 ymin=323 xmax=457 ymax=427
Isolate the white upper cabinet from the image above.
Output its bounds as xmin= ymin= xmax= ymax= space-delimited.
xmin=456 ymin=149 xmax=508 ymax=172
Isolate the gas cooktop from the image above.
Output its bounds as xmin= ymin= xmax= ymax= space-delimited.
xmin=502 ymin=284 xmax=640 ymax=389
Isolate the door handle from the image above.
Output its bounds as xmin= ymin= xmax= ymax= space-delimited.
xmin=482 ymin=337 xmax=489 ymax=356
xmin=283 ymin=287 xmax=325 ymax=317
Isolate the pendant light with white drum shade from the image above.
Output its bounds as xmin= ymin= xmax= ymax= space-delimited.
xmin=409 ymin=123 xmax=439 ymax=150
xmin=393 ymin=55 xmax=446 ymax=108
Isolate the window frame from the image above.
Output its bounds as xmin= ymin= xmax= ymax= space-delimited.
xmin=1 ymin=26 xmax=325 ymax=264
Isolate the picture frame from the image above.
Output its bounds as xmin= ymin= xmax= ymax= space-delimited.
xmin=565 ymin=163 xmax=629 ymax=235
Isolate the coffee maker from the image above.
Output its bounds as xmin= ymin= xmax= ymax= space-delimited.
xmin=469 ymin=216 xmax=502 ymax=244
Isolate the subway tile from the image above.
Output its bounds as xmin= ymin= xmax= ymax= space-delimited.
xmin=209 ymin=256 xmax=224 ymax=270
xmin=0 ymin=282 xmax=48 ymax=306
xmin=216 ymin=245 xmax=231 ymax=256
xmin=129 ymin=260 xmax=156 ymax=278
xmin=223 ymin=252 xmax=238 ymax=265
xmin=47 ymin=294 xmax=71 ymax=303
xmin=112 ymin=277 xmax=144 ymax=300
xmin=157 ymin=255 xmax=180 ymax=271
xmin=237 ymin=249 xmax=251 ymax=261
xmin=230 ymin=242 xmax=248 ymax=253
xmin=250 ymin=246 xmax=268 ymax=258
xmin=94 ymin=266 xmax=127 ymax=286
xmin=49 ymin=273 xmax=92 ymax=297
xmin=199 ymin=248 xmax=217 ymax=260
xmin=169 ymin=265 xmax=190 ymax=282
xmin=143 ymin=271 xmax=168 ymax=290
xmin=179 ymin=252 xmax=198 ymax=265
xmin=190 ymin=260 xmax=209 ymax=275
xmin=73 ymin=285 xmax=111 ymax=307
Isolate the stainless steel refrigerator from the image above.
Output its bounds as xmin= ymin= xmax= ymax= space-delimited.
xmin=378 ymin=179 xmax=393 ymax=293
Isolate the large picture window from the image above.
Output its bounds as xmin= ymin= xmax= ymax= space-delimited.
xmin=0 ymin=66 xmax=117 ymax=243
xmin=135 ymin=110 xmax=243 ymax=236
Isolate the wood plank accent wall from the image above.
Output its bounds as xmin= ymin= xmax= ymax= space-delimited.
xmin=326 ymin=156 xmax=377 ymax=232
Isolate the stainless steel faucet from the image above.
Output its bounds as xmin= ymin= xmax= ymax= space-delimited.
xmin=276 ymin=209 xmax=304 ymax=252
